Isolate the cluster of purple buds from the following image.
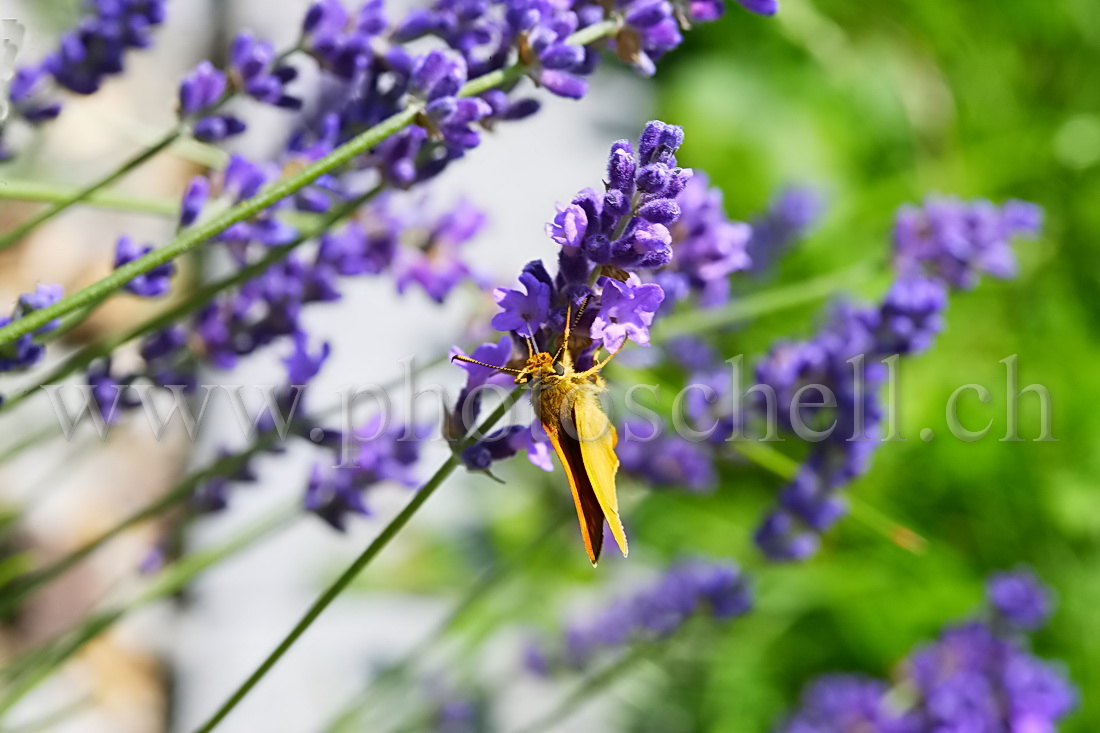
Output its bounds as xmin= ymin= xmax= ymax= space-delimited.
xmin=515 ymin=2 xmax=597 ymax=99
xmin=0 ymin=0 xmax=166 ymax=158
xmin=524 ymin=558 xmax=751 ymax=674
xmin=618 ymin=419 xmax=717 ymax=492
xmin=178 ymin=61 xmax=245 ymax=142
xmin=752 ymin=300 xmax=884 ymax=560
xmin=0 ymin=284 xmax=63 ymax=374
xmin=893 ymin=196 xmax=1042 ymax=289
xmin=986 ymin=567 xmax=1053 ymax=632
xmin=550 ymin=120 xmax=693 ymax=282
xmin=229 ymin=32 xmax=301 ymax=110
xmin=651 ymin=172 xmax=753 ymax=308
xmin=187 ymin=332 xmax=351 ymax=518
xmin=301 ymin=0 xmax=387 ymax=80
xmin=781 ymin=572 xmax=1076 ymax=733
xmin=305 ymin=415 xmax=423 ymax=530
xmin=613 ymin=0 xmax=778 ymax=76
xmin=752 ymin=196 xmax=1041 ymax=561
xmin=79 ymin=326 xmax=196 ymax=425
xmin=2 ymin=69 xmax=63 ymax=145
xmin=115 ymin=236 xmax=176 ymax=297
xmin=43 ymin=0 xmax=166 ymax=95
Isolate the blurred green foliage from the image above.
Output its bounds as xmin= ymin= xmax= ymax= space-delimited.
xmin=636 ymin=0 xmax=1100 ymax=729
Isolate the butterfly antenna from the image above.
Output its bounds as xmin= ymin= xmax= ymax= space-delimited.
xmin=523 ymin=328 xmax=535 ymax=359
xmin=553 ymin=293 xmax=593 ymax=365
xmin=451 ymin=354 xmax=524 ymax=374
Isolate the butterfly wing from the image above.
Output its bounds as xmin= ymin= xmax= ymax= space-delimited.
xmin=573 ymin=387 xmax=628 ymax=559
xmin=542 ymin=414 xmax=605 ymax=565
xmin=541 ymin=378 xmax=611 ymax=561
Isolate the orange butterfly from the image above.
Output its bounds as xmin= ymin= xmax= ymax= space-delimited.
xmin=453 ymin=297 xmax=628 ymax=565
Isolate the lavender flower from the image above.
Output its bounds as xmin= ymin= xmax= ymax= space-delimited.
xmin=447 ymin=336 xmax=516 ymax=440
xmin=590 ymin=275 xmax=665 ymax=351
xmin=893 ymin=196 xmax=1043 ymax=289
xmin=781 ymin=573 xmax=1076 ymax=733
xmin=753 ymin=196 xmax=1041 ymax=561
xmin=618 ymin=420 xmax=716 ymax=491
xmin=115 ymin=236 xmax=175 ymax=297
xmin=526 ymin=558 xmax=751 ymax=673
xmin=394 ymin=200 xmax=486 ymax=302
xmin=615 ymin=0 xmax=682 ymax=77
xmin=460 ymin=424 xmax=553 ymax=474
xmin=656 ymin=172 xmax=752 ymax=308
xmin=873 ymin=275 xmax=947 ymax=356
xmin=284 ymin=330 xmax=332 ymax=386
xmin=42 ymin=0 xmax=168 ymax=95
xmin=178 ymin=59 xmax=245 ymax=142
xmin=987 ymin=569 xmax=1053 ymax=631
xmin=86 ymin=358 xmax=139 ymax=425
xmin=735 ymin=0 xmax=779 ymax=15
xmin=305 ymin=417 xmax=422 ymax=530
xmin=782 ymin=676 xmax=908 ymax=733
xmin=229 ymin=32 xmax=301 ymax=109
xmin=0 ymin=284 xmax=64 ymax=372
xmin=179 ymin=176 xmax=209 ymax=227
xmin=752 ymin=302 xmax=883 ymax=560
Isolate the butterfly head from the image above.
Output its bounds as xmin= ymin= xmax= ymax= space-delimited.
xmin=515 ymin=351 xmax=558 ymax=384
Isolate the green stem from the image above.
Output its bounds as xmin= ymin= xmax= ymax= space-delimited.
xmin=0 ymin=504 xmax=297 ymax=714
xmin=0 ymin=179 xmax=181 ymax=217
xmin=0 ymin=21 xmax=619 ymax=348
xmin=191 ymin=387 xmax=526 ymax=733
xmin=0 ymin=185 xmax=381 ymax=415
xmin=0 ymin=129 xmax=182 ymax=252
xmin=652 ymin=261 xmax=885 ymax=342
xmin=323 ymin=512 xmax=569 ymax=733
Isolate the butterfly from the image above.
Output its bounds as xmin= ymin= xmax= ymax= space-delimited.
xmin=453 ymin=297 xmax=628 ymax=565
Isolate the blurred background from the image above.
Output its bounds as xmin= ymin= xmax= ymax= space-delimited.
xmin=0 ymin=0 xmax=1097 ymax=731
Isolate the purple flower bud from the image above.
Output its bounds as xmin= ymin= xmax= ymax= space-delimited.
xmin=180 ymin=176 xmax=209 ymax=227
xmin=410 ymin=49 xmax=466 ymax=101
xmin=539 ymin=44 xmax=585 ymax=70
xmin=284 ymin=331 xmax=331 ymax=385
xmin=178 ymin=60 xmax=226 ymax=115
xmin=607 ymin=141 xmax=637 ymax=194
xmin=193 ymin=114 xmax=247 ymax=142
xmin=988 ymin=570 xmax=1053 ymax=631
xmin=637 ymin=199 xmax=680 ymax=225
xmin=688 ymin=0 xmax=726 ymax=22
xmin=636 ymin=163 xmax=672 ymax=194
xmin=602 ymin=189 xmax=631 ymax=220
xmin=638 ymin=120 xmax=684 ymax=165
xmin=224 ymin=155 xmax=268 ymax=200
xmin=583 ymin=234 xmax=613 ymax=264
xmin=626 ymin=0 xmax=673 ymax=28
xmin=538 ymin=69 xmax=588 ymax=99
xmin=115 ymin=236 xmax=175 ymax=297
